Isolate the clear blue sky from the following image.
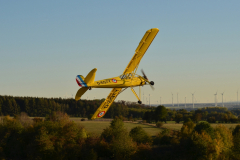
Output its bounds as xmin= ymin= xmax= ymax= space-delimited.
xmin=1 ymin=0 xmax=240 ymax=104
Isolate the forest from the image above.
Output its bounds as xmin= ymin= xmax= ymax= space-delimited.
xmin=1 ymin=95 xmax=240 ymax=159
xmin=0 ymin=112 xmax=240 ymax=160
xmin=1 ymin=95 xmax=240 ymax=124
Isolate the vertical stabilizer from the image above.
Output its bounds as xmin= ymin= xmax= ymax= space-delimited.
xmin=85 ymin=68 xmax=97 ymax=85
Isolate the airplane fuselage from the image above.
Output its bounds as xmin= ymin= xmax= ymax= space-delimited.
xmin=88 ymin=76 xmax=145 ymax=88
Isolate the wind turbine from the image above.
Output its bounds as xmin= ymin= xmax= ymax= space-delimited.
xmin=185 ymin=97 xmax=186 ymax=108
xmin=237 ymin=90 xmax=239 ymax=106
xmin=177 ymin=92 xmax=179 ymax=107
xmin=214 ymin=91 xmax=218 ymax=107
xmin=149 ymin=94 xmax=151 ymax=108
xmin=143 ymin=92 xmax=144 ymax=104
xmin=171 ymin=93 xmax=174 ymax=107
xmin=221 ymin=91 xmax=225 ymax=107
xmin=191 ymin=92 xmax=195 ymax=109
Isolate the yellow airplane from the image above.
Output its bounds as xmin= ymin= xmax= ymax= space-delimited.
xmin=75 ymin=28 xmax=159 ymax=119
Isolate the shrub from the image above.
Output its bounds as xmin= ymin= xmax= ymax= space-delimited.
xmin=16 ymin=112 xmax=32 ymax=127
xmin=175 ymin=113 xmax=183 ymax=123
xmin=129 ymin=126 xmax=152 ymax=144
xmin=194 ymin=122 xmax=214 ymax=139
xmin=88 ymin=114 xmax=93 ymax=120
xmin=207 ymin=116 xmax=216 ymax=123
xmin=153 ymin=129 xmax=172 ymax=145
xmin=81 ymin=118 xmax=86 ymax=121
xmin=142 ymin=120 xmax=147 ymax=123
xmin=33 ymin=117 xmax=43 ymax=123
xmin=181 ymin=120 xmax=195 ymax=139
xmin=232 ymin=125 xmax=240 ymax=136
xmin=156 ymin=122 xmax=163 ymax=128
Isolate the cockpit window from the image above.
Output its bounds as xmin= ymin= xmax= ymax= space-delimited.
xmin=119 ymin=73 xmax=134 ymax=79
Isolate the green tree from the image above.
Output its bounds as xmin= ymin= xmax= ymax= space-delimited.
xmin=175 ymin=113 xmax=183 ymax=123
xmin=101 ymin=118 xmax=137 ymax=159
xmin=181 ymin=119 xmax=195 ymax=139
xmin=193 ymin=113 xmax=202 ymax=123
xmin=194 ymin=122 xmax=215 ymax=139
xmin=214 ymin=124 xmax=233 ymax=157
xmin=154 ymin=105 xmax=167 ymax=122
xmin=129 ymin=126 xmax=152 ymax=144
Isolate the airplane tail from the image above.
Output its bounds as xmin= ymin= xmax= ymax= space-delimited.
xmin=75 ymin=68 xmax=97 ymax=101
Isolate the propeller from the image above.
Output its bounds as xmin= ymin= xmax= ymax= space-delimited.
xmin=141 ymin=69 xmax=154 ymax=90
xmin=141 ymin=69 xmax=148 ymax=80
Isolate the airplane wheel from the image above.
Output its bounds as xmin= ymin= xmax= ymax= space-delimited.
xmin=150 ymin=81 xmax=154 ymax=85
xmin=138 ymin=101 xmax=142 ymax=104
xmin=89 ymin=87 xmax=92 ymax=90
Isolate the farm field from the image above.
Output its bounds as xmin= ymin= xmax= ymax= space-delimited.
xmin=75 ymin=120 xmax=163 ymax=136
xmin=72 ymin=118 xmax=240 ymax=136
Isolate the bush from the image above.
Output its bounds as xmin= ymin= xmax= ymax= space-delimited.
xmin=181 ymin=120 xmax=195 ymax=139
xmin=156 ymin=122 xmax=163 ymax=128
xmin=88 ymin=114 xmax=93 ymax=120
xmin=207 ymin=116 xmax=216 ymax=123
xmin=194 ymin=122 xmax=215 ymax=139
xmin=129 ymin=126 xmax=152 ymax=144
xmin=33 ymin=117 xmax=43 ymax=123
xmin=142 ymin=120 xmax=147 ymax=123
xmin=233 ymin=125 xmax=240 ymax=136
xmin=16 ymin=112 xmax=32 ymax=127
xmin=175 ymin=113 xmax=183 ymax=123
xmin=153 ymin=129 xmax=172 ymax=145
xmin=81 ymin=118 xmax=86 ymax=121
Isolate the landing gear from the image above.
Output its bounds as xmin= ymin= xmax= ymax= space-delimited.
xmin=150 ymin=81 xmax=154 ymax=85
xmin=89 ymin=87 xmax=92 ymax=90
xmin=138 ymin=101 xmax=142 ymax=104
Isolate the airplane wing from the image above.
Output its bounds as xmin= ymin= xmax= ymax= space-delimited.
xmin=123 ymin=28 xmax=159 ymax=74
xmin=91 ymin=88 xmax=122 ymax=120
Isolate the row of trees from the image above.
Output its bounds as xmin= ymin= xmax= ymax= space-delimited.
xmin=1 ymin=95 xmax=240 ymax=124
xmin=143 ymin=106 xmax=240 ymax=124
xmin=1 ymin=112 xmax=240 ymax=159
xmin=0 ymin=96 xmax=144 ymax=118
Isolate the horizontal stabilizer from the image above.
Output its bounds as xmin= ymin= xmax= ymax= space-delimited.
xmin=75 ymin=87 xmax=89 ymax=101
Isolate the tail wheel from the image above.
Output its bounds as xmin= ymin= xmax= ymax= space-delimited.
xmin=138 ymin=101 xmax=142 ymax=104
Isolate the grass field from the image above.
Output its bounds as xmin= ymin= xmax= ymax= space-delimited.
xmin=71 ymin=118 xmax=240 ymax=136
xmin=75 ymin=121 xmax=163 ymax=136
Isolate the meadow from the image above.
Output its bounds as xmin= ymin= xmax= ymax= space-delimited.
xmin=75 ymin=120 xmax=163 ymax=136
xmin=71 ymin=118 xmax=240 ymax=136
